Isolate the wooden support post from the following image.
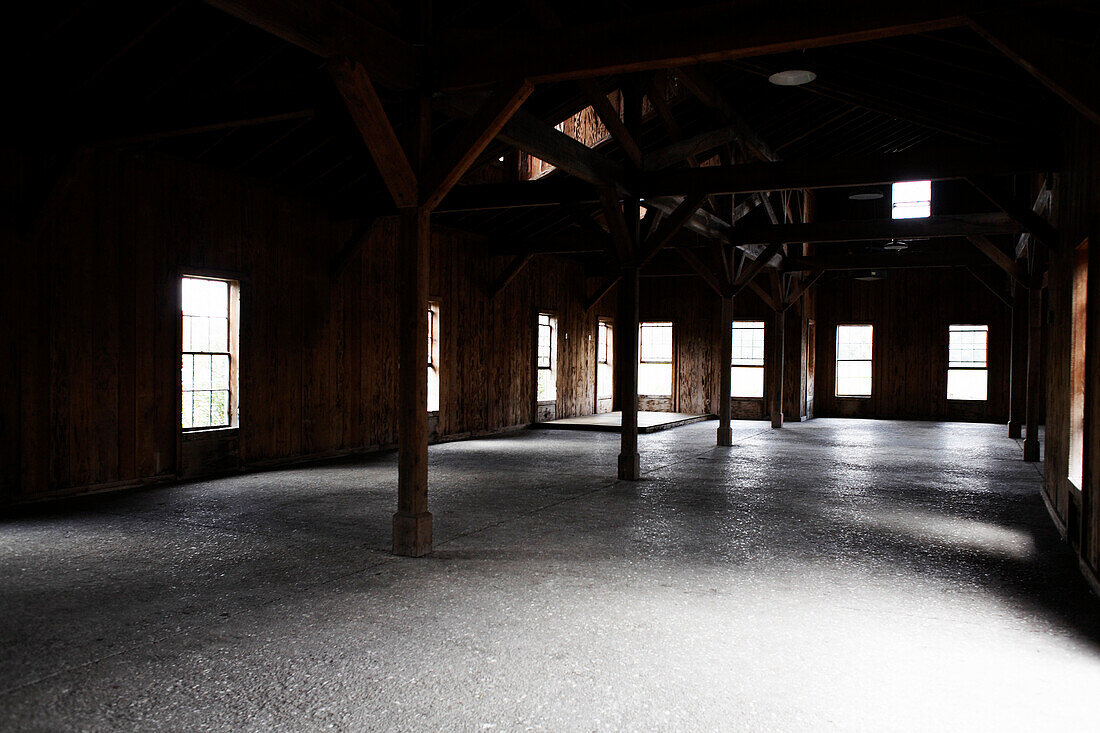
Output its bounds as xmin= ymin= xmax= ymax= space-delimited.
xmin=1008 ymin=284 xmax=1027 ymax=439
xmin=617 ymin=264 xmax=641 ymax=480
xmin=717 ymin=295 xmax=733 ymax=446
xmin=771 ymin=308 xmax=785 ymax=429
xmin=1023 ymin=285 xmax=1042 ymax=462
xmin=393 ymin=206 xmax=433 ymax=555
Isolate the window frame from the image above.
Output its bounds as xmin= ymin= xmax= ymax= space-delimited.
xmin=731 ymin=320 xmax=766 ymax=399
xmin=946 ymin=323 xmax=989 ymax=402
xmin=891 ymin=180 xmax=932 ymax=219
xmin=834 ymin=323 xmax=874 ymax=398
xmin=427 ymin=300 xmax=441 ymax=413
xmin=180 ymin=273 xmax=240 ymax=432
xmin=536 ymin=311 xmax=558 ymax=403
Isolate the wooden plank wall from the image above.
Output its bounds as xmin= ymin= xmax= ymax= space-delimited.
xmin=1 ymin=148 xmax=609 ymax=503
xmin=1043 ymin=117 xmax=1099 ymax=580
xmin=813 ymin=269 xmax=1012 ymax=422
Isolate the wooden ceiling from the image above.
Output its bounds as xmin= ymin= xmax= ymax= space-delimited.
xmin=11 ymin=0 xmax=1095 ymax=287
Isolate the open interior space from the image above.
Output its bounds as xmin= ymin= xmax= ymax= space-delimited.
xmin=4 ymin=1 xmax=1100 ymax=729
xmin=3 ymin=420 xmax=1097 ymax=730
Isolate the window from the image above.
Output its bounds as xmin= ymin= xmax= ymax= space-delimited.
xmin=891 ymin=180 xmax=931 ymax=219
xmin=1069 ymin=239 xmax=1088 ymax=488
xmin=427 ymin=301 xmax=440 ymax=412
xmin=639 ymin=322 xmax=673 ymax=396
xmin=597 ymin=319 xmax=613 ymax=400
xmin=947 ymin=324 xmax=988 ymax=401
xmin=537 ymin=312 xmax=557 ymax=402
xmin=835 ymin=324 xmax=873 ymax=397
xmin=181 ymin=276 xmax=238 ymax=429
xmin=731 ymin=321 xmax=765 ymax=398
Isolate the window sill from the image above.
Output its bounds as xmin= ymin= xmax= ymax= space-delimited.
xmin=182 ymin=427 xmax=239 ymax=441
xmin=946 ymin=398 xmax=988 ymax=402
xmin=835 ymin=395 xmax=872 ymax=400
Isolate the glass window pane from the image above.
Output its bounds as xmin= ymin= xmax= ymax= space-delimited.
xmin=181 ymin=392 xmax=193 ymax=430
xmin=182 ymin=355 xmax=194 ymax=391
xmin=192 ymin=391 xmax=212 ymax=428
xmin=211 ymin=390 xmax=229 ymax=426
xmin=638 ymin=363 xmax=672 ymax=396
xmin=639 ymin=323 xmax=672 ymax=363
xmin=211 ymin=355 xmax=229 ymax=390
xmin=948 ymin=369 xmax=988 ymax=401
xmin=194 ymin=354 xmax=211 ymax=391
xmin=208 ymin=317 xmax=229 ymax=353
xmin=731 ymin=366 xmax=764 ymax=398
xmin=732 ymin=321 xmax=765 ymax=366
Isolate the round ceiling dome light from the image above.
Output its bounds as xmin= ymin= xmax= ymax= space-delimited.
xmin=883 ymin=240 xmax=908 ymax=251
xmin=768 ymin=69 xmax=817 ymax=86
xmin=848 ymin=189 xmax=884 ymax=201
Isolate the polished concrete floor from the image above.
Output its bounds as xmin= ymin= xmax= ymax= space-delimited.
xmin=1 ymin=419 xmax=1097 ymax=731
xmin=534 ymin=410 xmax=713 ymax=432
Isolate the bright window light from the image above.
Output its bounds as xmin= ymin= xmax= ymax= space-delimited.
xmin=891 ymin=180 xmax=931 ymax=219
xmin=947 ymin=324 xmax=988 ymax=401
xmin=731 ymin=321 xmax=765 ymax=398
xmin=639 ymin=322 xmax=672 ymax=396
xmin=181 ymin=276 xmax=238 ymax=429
xmin=427 ymin=302 xmax=440 ymax=412
xmin=537 ymin=313 xmax=557 ymax=402
xmin=597 ymin=320 xmax=613 ymax=400
xmin=836 ymin=324 xmax=873 ymax=397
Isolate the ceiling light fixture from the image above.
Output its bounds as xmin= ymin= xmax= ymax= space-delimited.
xmin=848 ymin=189 xmax=883 ymax=201
xmin=883 ymin=240 xmax=908 ymax=251
xmin=768 ymin=69 xmax=817 ymax=86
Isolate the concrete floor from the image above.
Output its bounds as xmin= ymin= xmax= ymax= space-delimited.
xmin=534 ymin=410 xmax=713 ymax=433
xmin=1 ymin=419 xmax=1097 ymax=731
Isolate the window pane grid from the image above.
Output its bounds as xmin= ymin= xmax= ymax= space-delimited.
xmin=892 ymin=180 xmax=931 ymax=220
xmin=639 ymin=323 xmax=672 ymax=364
xmin=182 ymin=277 xmax=233 ymax=430
xmin=731 ymin=321 xmax=764 ymax=366
xmin=835 ymin=324 xmax=873 ymax=397
xmin=947 ymin=324 xmax=988 ymax=400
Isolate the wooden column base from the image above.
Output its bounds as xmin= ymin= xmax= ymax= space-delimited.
xmin=1007 ymin=420 xmax=1023 ymax=439
xmin=1023 ymin=438 xmax=1040 ymax=463
xmin=618 ymin=452 xmax=640 ymax=481
xmin=717 ymin=426 xmax=733 ymax=446
xmin=771 ymin=411 xmax=784 ymax=429
xmin=393 ymin=511 xmax=433 ymax=556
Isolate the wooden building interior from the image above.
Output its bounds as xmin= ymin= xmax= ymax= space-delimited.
xmin=2 ymin=0 xmax=1099 ymax=726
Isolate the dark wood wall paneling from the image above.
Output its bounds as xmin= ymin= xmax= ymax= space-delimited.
xmin=813 ymin=269 xmax=1012 ymax=422
xmin=1 ymin=148 xmax=612 ymax=503
xmin=1044 ymin=117 xmax=1100 ymax=578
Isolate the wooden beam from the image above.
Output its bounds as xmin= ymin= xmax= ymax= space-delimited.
xmin=966 ymin=266 xmax=1012 ymax=307
xmin=329 ymin=58 xmax=418 ymax=208
xmin=784 ymin=250 xmax=987 ymax=271
xmin=438 ymin=1 xmax=976 ymax=89
xmin=522 ymin=0 xmax=643 ymax=167
xmin=488 ymin=254 xmax=534 ymax=299
xmin=638 ymin=193 xmax=707 ymax=267
xmin=641 ymin=143 xmax=1058 ymax=199
xmin=732 ymin=213 xmax=1020 ymax=246
xmin=782 ymin=271 xmax=823 ymax=310
xmin=203 ymin=0 xmax=419 ymax=90
xmin=967 ymin=234 xmax=1029 ymax=287
xmin=439 ymin=143 xmax=1056 ymax=213
xmin=748 ymin=280 xmax=778 ymax=312
xmin=674 ymin=66 xmax=778 ymax=162
xmin=677 ymin=248 xmax=724 ymax=297
xmin=645 ymin=125 xmax=742 ymax=171
xmin=966 ymin=176 xmax=1058 ymax=250
xmin=731 ymin=242 xmax=784 ymax=298
xmin=599 ymin=187 xmax=634 ymax=264
xmin=421 ymin=80 xmax=533 ymax=212
xmin=969 ymin=10 xmax=1100 ymax=127
xmin=586 ymin=275 xmax=620 ymax=312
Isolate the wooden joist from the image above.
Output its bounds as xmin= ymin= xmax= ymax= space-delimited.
xmin=677 ymin=248 xmax=725 ymax=297
xmin=440 ymin=144 xmax=1057 ymax=212
xmin=422 ymin=80 xmax=533 ymax=211
xmin=966 ymin=177 xmax=1058 ymax=250
xmin=637 ymin=193 xmax=708 ymax=267
xmin=329 ymin=58 xmax=418 ymax=208
xmin=585 ymin=275 xmax=620 ymax=311
xmin=967 ymin=234 xmax=1030 ymax=287
xmin=329 ymin=216 xmax=379 ymax=281
xmin=730 ymin=242 xmax=784 ymax=298
xmin=437 ymin=1 xmax=976 ymax=89
xmin=969 ymin=10 xmax=1100 ymax=127
xmin=640 ymin=143 xmax=1058 ymax=199
xmin=488 ymin=254 xmax=534 ymax=299
xmin=731 ymin=213 xmax=1020 ymax=246
xmin=598 ymin=187 xmax=635 ymax=264
xmin=966 ymin=266 xmax=1013 ymax=307
xmin=203 ymin=0 xmax=420 ymax=90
